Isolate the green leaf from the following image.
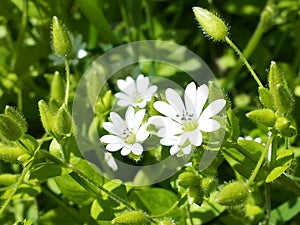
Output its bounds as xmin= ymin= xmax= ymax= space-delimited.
xmin=75 ymin=0 xmax=116 ymax=43
xmin=133 ymin=188 xmax=177 ymax=216
xmin=270 ymin=197 xmax=300 ymax=224
xmin=226 ymin=108 xmax=240 ymax=141
xmin=266 ymin=149 xmax=294 ymax=183
xmin=30 ymin=162 xmax=62 ymax=180
xmin=222 ymin=140 xmax=264 ymax=180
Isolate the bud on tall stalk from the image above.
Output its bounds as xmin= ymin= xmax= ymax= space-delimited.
xmin=52 ymin=16 xmax=72 ymax=58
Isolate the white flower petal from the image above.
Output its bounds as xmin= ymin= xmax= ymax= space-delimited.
xmin=125 ymin=106 xmax=135 ymax=131
xmin=199 ymin=99 xmax=226 ymax=121
xmin=149 ymin=115 xmax=181 ymax=129
xmin=157 ymin=126 xmax=182 ymax=137
xmin=117 ymin=99 xmax=132 ymax=107
xmin=136 ymin=100 xmax=147 ymax=108
xmin=187 ymin=130 xmax=202 ymax=146
xmin=121 ymin=146 xmax=131 ymax=156
xmin=100 ymin=135 xmax=121 ymax=144
xmin=104 ymin=152 xmax=118 ymax=171
xmin=106 ymin=143 xmax=124 ymax=152
xmin=165 ymin=88 xmax=185 ymax=115
xmin=117 ymin=77 xmax=134 ymax=90
xmin=110 ymin=112 xmax=126 ymax=132
xmin=115 ymin=92 xmax=133 ymax=101
xmin=195 ymin=84 xmax=209 ymax=118
xmin=136 ymin=123 xmax=149 ymax=142
xmin=182 ymin=144 xmax=192 ymax=155
xmin=131 ymin=143 xmax=143 ymax=155
xmin=184 ymin=82 xmax=197 ymax=115
xmin=153 ymin=101 xmax=181 ymax=122
xmin=102 ymin=122 xmax=119 ymax=136
xmin=122 ymin=82 xmax=136 ymax=97
xmin=179 ymin=132 xmax=189 ymax=145
xmin=170 ymin=145 xmax=180 ymax=155
xmin=143 ymin=85 xmax=157 ymax=98
xmin=198 ymin=119 xmax=221 ymax=132
xmin=161 ymin=136 xmax=179 ymax=146
xmin=134 ymin=109 xmax=145 ymax=132
xmin=137 ymin=75 xmax=149 ymax=94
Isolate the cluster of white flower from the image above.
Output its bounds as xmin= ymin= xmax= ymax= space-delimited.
xmin=100 ymin=74 xmax=226 ymax=158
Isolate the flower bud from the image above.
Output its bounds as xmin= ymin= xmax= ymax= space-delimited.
xmin=0 ymin=146 xmax=27 ymax=163
xmin=275 ymin=116 xmax=290 ymax=131
xmin=112 ymin=211 xmax=147 ymax=225
xmin=52 ymin=16 xmax=72 ymax=57
xmin=38 ymin=100 xmax=55 ymax=135
xmin=258 ymin=87 xmax=274 ymax=110
xmin=5 ymin=106 xmax=27 ymax=134
xmin=51 ymin=71 xmax=65 ymax=103
xmin=200 ymin=177 xmax=217 ymax=194
xmin=54 ymin=104 xmax=73 ymax=137
xmin=268 ymin=61 xmax=294 ymax=114
xmin=246 ymin=109 xmax=276 ymax=127
xmin=228 ymin=205 xmax=246 ymax=218
xmin=177 ymin=172 xmax=200 ymax=188
xmin=215 ymin=181 xmax=249 ymax=206
xmin=0 ymin=174 xmax=18 ymax=186
xmin=193 ymin=7 xmax=228 ymax=41
xmin=0 ymin=115 xmax=23 ymax=141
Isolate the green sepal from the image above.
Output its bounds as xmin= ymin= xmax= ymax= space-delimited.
xmin=274 ymin=84 xmax=294 ymax=115
xmin=50 ymin=71 xmax=65 ymax=103
xmin=112 ymin=211 xmax=147 ymax=225
xmin=4 ymin=106 xmax=28 ymax=134
xmin=193 ymin=7 xmax=228 ymax=41
xmin=54 ymin=104 xmax=73 ymax=137
xmin=215 ymin=181 xmax=249 ymax=206
xmin=0 ymin=114 xmax=23 ymax=141
xmin=38 ymin=100 xmax=55 ymax=135
xmin=258 ymin=87 xmax=274 ymax=110
xmin=246 ymin=109 xmax=276 ymax=127
xmin=280 ymin=125 xmax=297 ymax=137
xmin=200 ymin=176 xmax=217 ymax=194
xmin=188 ymin=185 xmax=204 ymax=206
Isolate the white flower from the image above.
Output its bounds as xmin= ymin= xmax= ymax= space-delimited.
xmin=115 ymin=74 xmax=157 ymax=108
xmin=149 ymin=82 xmax=226 ymax=156
xmin=104 ymin=152 xmax=118 ymax=171
xmin=100 ymin=106 xmax=149 ymax=156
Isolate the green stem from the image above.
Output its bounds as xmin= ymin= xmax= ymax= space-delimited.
xmin=64 ymin=58 xmax=71 ymax=105
xmin=264 ymin=182 xmax=271 ymax=225
xmin=223 ymin=0 xmax=274 ymax=88
xmin=39 ymin=150 xmax=158 ymax=224
xmin=143 ymin=0 xmax=154 ymax=38
xmin=247 ymin=133 xmax=274 ymax=185
xmin=0 ymin=161 xmax=32 ymax=217
xmin=10 ymin=0 xmax=28 ymax=71
xmin=225 ymin=36 xmax=264 ymax=89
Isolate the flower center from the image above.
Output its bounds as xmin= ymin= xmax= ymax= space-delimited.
xmin=176 ymin=110 xmax=198 ymax=132
xmin=122 ymin=128 xmax=136 ymax=144
xmin=134 ymin=92 xmax=143 ymax=103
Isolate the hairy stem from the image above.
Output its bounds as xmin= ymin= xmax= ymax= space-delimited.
xmin=40 ymin=150 xmax=159 ymax=224
xmin=247 ymin=133 xmax=274 ymax=185
xmin=223 ymin=0 xmax=274 ymax=88
xmin=225 ymin=36 xmax=264 ymax=89
xmin=64 ymin=58 xmax=71 ymax=105
xmin=0 ymin=161 xmax=32 ymax=217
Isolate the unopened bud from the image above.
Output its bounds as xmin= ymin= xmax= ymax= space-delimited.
xmin=246 ymin=109 xmax=276 ymax=127
xmin=52 ymin=16 xmax=72 ymax=57
xmin=0 ymin=115 xmax=23 ymax=141
xmin=112 ymin=211 xmax=147 ymax=225
xmin=193 ymin=7 xmax=228 ymax=41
